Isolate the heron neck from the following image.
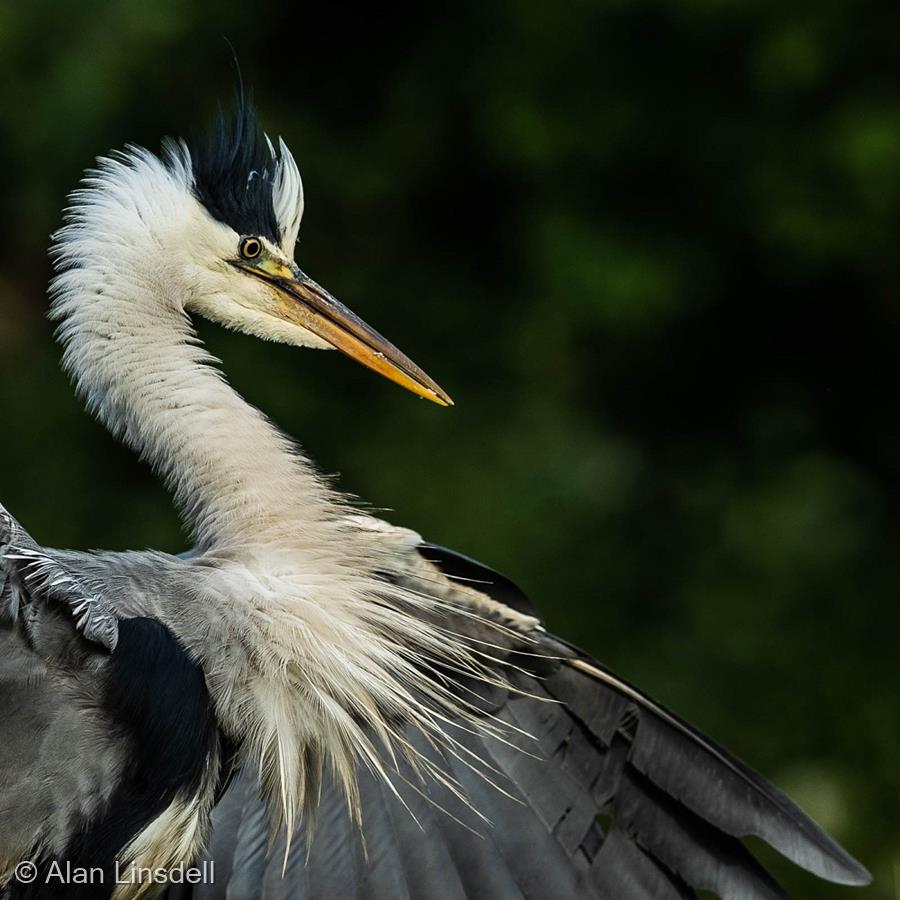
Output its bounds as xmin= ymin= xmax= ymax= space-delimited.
xmin=63 ymin=302 xmax=331 ymax=551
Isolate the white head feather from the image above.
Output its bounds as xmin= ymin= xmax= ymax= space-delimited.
xmin=269 ymin=135 xmax=304 ymax=255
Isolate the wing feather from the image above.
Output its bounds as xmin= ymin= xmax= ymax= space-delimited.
xmin=169 ymin=538 xmax=870 ymax=899
xmin=0 ymin=510 xmax=221 ymax=898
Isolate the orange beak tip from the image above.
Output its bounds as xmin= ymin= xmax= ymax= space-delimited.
xmin=425 ymin=388 xmax=454 ymax=407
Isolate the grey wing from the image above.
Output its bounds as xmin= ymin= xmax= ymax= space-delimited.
xmin=0 ymin=626 xmax=119 ymax=880
xmin=174 ymin=539 xmax=870 ymax=900
xmin=0 ymin=507 xmax=219 ymax=897
xmin=0 ymin=507 xmax=113 ymax=877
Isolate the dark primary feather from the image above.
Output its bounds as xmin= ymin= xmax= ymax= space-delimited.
xmin=188 ymin=96 xmax=280 ymax=243
xmin=418 ymin=542 xmax=539 ymax=618
xmin=168 ymin=544 xmax=870 ymax=900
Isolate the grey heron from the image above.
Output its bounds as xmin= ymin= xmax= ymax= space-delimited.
xmin=0 ymin=98 xmax=871 ymax=900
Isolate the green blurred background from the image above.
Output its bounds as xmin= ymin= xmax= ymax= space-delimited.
xmin=0 ymin=1 xmax=897 ymax=896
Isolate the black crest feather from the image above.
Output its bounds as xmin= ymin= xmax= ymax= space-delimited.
xmin=190 ymin=94 xmax=280 ymax=242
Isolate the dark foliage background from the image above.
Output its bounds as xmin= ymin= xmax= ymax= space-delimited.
xmin=0 ymin=2 xmax=897 ymax=896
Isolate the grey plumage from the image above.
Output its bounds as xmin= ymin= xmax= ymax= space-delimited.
xmin=167 ymin=562 xmax=868 ymax=899
xmin=0 ymin=100 xmax=872 ymax=900
xmin=0 ymin=513 xmax=124 ymax=875
xmin=1 ymin=512 xmax=222 ymax=899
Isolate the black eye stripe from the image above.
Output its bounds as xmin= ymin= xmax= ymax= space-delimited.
xmin=240 ymin=237 xmax=262 ymax=259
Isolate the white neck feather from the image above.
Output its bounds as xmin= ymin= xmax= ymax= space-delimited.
xmin=68 ymin=301 xmax=330 ymax=550
xmin=50 ymin=148 xmax=331 ymax=550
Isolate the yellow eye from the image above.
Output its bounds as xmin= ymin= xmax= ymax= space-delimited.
xmin=240 ymin=237 xmax=262 ymax=259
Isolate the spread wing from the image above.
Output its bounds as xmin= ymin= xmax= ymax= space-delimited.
xmin=0 ymin=506 xmax=219 ymax=896
xmin=171 ymin=534 xmax=870 ymax=900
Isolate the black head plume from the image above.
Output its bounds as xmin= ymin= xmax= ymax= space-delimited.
xmin=189 ymin=94 xmax=280 ymax=243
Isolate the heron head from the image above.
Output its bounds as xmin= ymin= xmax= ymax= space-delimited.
xmin=169 ymin=102 xmax=452 ymax=406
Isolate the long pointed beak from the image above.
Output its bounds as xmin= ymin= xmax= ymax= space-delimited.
xmin=240 ymin=261 xmax=453 ymax=406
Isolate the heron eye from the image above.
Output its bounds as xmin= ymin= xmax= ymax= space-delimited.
xmin=240 ymin=237 xmax=262 ymax=260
